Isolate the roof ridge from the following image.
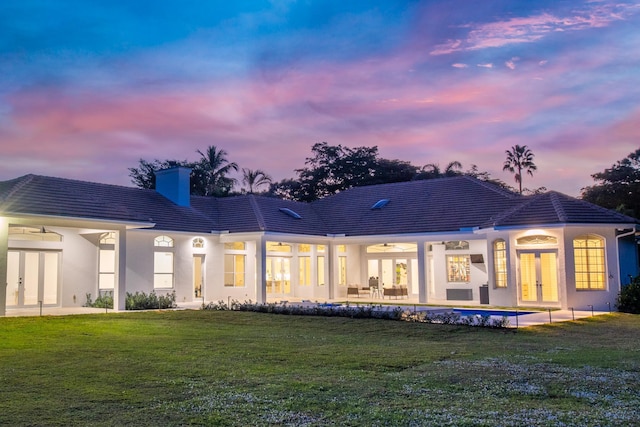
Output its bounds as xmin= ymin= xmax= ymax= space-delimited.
xmin=1 ymin=174 xmax=36 ymax=202
xmin=550 ymin=190 xmax=639 ymax=224
xmin=460 ymin=175 xmax=519 ymax=199
xmin=248 ymin=194 xmax=266 ymax=231
xmin=486 ymin=194 xmax=538 ymax=226
xmin=549 ymin=192 xmax=567 ymax=222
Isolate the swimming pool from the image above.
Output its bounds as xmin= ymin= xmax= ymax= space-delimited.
xmin=453 ymin=308 xmax=535 ymax=317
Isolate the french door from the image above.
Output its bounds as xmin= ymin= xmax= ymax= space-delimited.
xmin=6 ymin=251 xmax=60 ymax=307
xmin=519 ymin=250 xmax=559 ymax=304
xmin=266 ymin=257 xmax=291 ymax=296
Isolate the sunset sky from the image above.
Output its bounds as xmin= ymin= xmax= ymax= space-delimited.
xmin=1 ymin=0 xmax=639 ymax=196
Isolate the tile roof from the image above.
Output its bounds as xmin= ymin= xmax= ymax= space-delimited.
xmin=1 ymin=174 xmax=636 ymax=236
xmin=486 ymin=191 xmax=638 ymax=227
xmin=311 ymin=176 xmax=523 ymax=235
xmin=0 ymin=174 xmax=215 ymax=233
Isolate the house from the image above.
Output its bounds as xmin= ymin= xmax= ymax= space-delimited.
xmin=0 ymin=167 xmax=638 ymax=315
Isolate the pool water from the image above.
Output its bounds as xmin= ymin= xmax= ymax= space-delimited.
xmin=453 ymin=309 xmax=535 ymax=317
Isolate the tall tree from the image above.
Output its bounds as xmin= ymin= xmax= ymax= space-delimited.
xmin=196 ymin=145 xmax=239 ymax=196
xmin=242 ymin=168 xmax=272 ymax=193
xmin=503 ymin=145 xmax=537 ymax=194
xmin=581 ymin=148 xmax=640 ymax=218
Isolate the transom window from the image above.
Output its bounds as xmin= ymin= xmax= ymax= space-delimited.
xmin=516 ymin=235 xmax=558 ymax=245
xmin=266 ymin=241 xmax=291 ymax=252
xmin=224 ymin=242 xmax=246 ymax=251
xmin=445 ymin=241 xmax=469 ymax=250
xmin=154 ymin=235 xmax=174 ymax=248
xmin=298 ymin=244 xmax=311 ymax=253
xmin=447 ymin=255 xmax=470 ymax=282
xmin=8 ymin=225 xmax=62 ymax=242
xmin=493 ymin=239 xmax=507 ymax=288
xmin=574 ymin=234 xmax=606 ymax=290
xmin=367 ymin=243 xmax=417 ymax=253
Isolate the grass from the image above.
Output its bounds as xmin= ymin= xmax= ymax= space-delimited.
xmin=0 ymin=311 xmax=639 ymax=426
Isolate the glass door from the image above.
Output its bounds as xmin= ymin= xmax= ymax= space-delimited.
xmin=193 ymin=255 xmax=204 ymax=300
xmin=519 ymin=251 xmax=558 ymax=304
xmin=266 ymin=257 xmax=291 ymax=296
xmin=6 ymin=251 xmax=59 ymax=307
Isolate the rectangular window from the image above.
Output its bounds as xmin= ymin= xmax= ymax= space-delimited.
xmin=299 ymin=256 xmax=311 ymax=286
xmin=317 ymin=256 xmax=325 ymax=286
xmin=574 ymin=238 xmax=605 ymax=290
xmin=99 ymin=249 xmax=115 ymax=290
xmin=447 ymin=255 xmax=470 ymax=283
xmin=493 ymin=240 xmax=507 ymax=288
xmin=154 ymin=252 xmax=174 ymax=288
xmin=338 ymin=256 xmax=347 ymax=286
xmin=224 ymin=254 xmax=245 ymax=287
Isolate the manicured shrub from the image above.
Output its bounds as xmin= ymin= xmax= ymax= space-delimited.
xmin=125 ymin=291 xmax=176 ymax=310
xmin=617 ymin=275 xmax=640 ymax=314
xmin=84 ymin=291 xmax=113 ymax=309
xmin=202 ymin=300 xmax=510 ymax=328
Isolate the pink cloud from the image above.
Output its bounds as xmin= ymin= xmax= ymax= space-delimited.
xmin=430 ymin=3 xmax=638 ymax=55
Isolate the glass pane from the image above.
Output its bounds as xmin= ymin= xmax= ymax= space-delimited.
xmin=338 ymin=256 xmax=347 ymax=286
xmin=99 ymin=273 xmax=115 ymax=290
xmin=395 ymin=259 xmax=407 ymax=285
xmin=99 ymin=249 xmax=115 ymax=273
xmin=411 ymin=259 xmax=419 ymax=294
xmin=224 ymin=242 xmax=245 ymax=250
xmin=520 ymin=253 xmax=536 ymax=302
xmin=317 ymin=256 xmax=325 ymax=286
xmin=381 ymin=259 xmax=393 ymax=287
xmin=154 ymin=252 xmax=173 ymax=274
xmin=43 ymin=252 xmax=58 ymax=304
xmin=6 ymin=251 xmax=20 ymax=306
xmin=540 ymin=252 xmax=558 ymax=302
xmin=368 ymin=260 xmax=379 ymax=288
xmin=299 ymin=257 xmax=311 ymax=286
xmin=24 ymin=252 xmax=39 ymax=305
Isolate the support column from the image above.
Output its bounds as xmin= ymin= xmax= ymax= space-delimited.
xmin=417 ymin=240 xmax=427 ymax=304
xmin=255 ymin=235 xmax=267 ymax=303
xmin=0 ymin=218 xmax=8 ymax=316
xmin=114 ymin=229 xmax=127 ymax=311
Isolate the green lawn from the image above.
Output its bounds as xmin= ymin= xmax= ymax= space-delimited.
xmin=0 ymin=311 xmax=639 ymax=426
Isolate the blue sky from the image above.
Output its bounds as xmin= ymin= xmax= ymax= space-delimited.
xmin=1 ymin=0 xmax=639 ymax=196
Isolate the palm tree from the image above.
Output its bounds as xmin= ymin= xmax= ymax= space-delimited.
xmin=242 ymin=168 xmax=272 ymax=193
xmin=417 ymin=161 xmax=463 ymax=179
xmin=196 ymin=145 xmax=239 ymax=196
xmin=503 ymin=145 xmax=537 ymax=194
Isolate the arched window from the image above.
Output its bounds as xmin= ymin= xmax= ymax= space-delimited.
xmin=154 ymin=235 xmax=174 ymax=248
xmin=153 ymin=236 xmax=174 ymax=288
xmin=493 ymin=239 xmax=507 ymax=288
xmin=574 ymin=234 xmax=606 ymax=290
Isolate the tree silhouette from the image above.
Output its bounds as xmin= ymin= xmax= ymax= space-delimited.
xmin=196 ymin=145 xmax=239 ymax=196
xmin=242 ymin=168 xmax=272 ymax=193
xmin=503 ymin=145 xmax=537 ymax=194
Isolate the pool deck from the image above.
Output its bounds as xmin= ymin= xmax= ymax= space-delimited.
xmin=3 ymin=303 xmax=608 ymax=328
